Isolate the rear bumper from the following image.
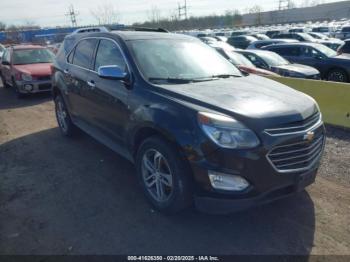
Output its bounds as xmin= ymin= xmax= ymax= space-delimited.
xmin=195 ymin=169 xmax=317 ymax=214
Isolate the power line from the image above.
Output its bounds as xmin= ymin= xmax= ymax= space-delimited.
xmin=66 ymin=5 xmax=78 ymax=27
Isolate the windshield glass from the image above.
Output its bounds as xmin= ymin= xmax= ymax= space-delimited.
xmin=314 ymin=44 xmax=337 ymax=57
xmin=313 ymin=27 xmax=329 ymax=32
xmin=258 ymin=52 xmax=290 ymax=66
xmin=299 ymin=33 xmax=315 ymax=41
xmin=225 ymin=51 xmax=255 ymax=67
xmin=129 ymin=39 xmax=242 ymax=82
xmin=13 ymin=48 xmax=54 ymax=65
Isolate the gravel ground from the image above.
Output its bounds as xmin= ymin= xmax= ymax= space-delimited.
xmin=0 ymin=83 xmax=349 ymax=255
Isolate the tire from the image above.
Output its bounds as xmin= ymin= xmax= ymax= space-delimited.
xmin=0 ymin=74 xmax=10 ymax=88
xmin=54 ymin=95 xmax=78 ymax=137
xmin=136 ymin=136 xmax=193 ymax=214
xmin=327 ymin=69 xmax=348 ymax=83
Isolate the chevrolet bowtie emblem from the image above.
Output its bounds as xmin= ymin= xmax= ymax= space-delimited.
xmin=304 ymin=131 xmax=315 ymax=142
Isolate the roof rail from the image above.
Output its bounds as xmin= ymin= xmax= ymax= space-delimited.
xmin=109 ymin=26 xmax=169 ymax=33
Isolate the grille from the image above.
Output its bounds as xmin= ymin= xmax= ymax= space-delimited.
xmin=38 ymin=83 xmax=52 ymax=90
xmin=36 ymin=75 xmax=51 ymax=81
xmin=267 ymin=133 xmax=324 ymax=173
xmin=265 ymin=112 xmax=321 ymax=136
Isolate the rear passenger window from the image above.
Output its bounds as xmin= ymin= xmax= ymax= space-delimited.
xmin=94 ymin=39 xmax=126 ymax=71
xmin=72 ymin=39 xmax=97 ymax=69
xmin=269 ymin=47 xmax=289 ymax=56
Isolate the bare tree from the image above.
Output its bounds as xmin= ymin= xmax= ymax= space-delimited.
xmin=91 ymin=3 xmax=121 ymax=25
xmin=0 ymin=22 xmax=6 ymax=31
xmin=248 ymin=5 xmax=263 ymax=25
xmin=148 ymin=6 xmax=161 ymax=24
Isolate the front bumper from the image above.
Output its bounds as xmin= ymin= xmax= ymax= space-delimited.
xmin=190 ymin=121 xmax=325 ymax=214
xmin=195 ymin=168 xmax=317 ymax=214
xmin=15 ymin=80 xmax=52 ymax=94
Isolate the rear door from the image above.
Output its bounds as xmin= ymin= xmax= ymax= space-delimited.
xmin=84 ymin=38 xmax=131 ymax=145
xmin=64 ymin=38 xmax=98 ymax=122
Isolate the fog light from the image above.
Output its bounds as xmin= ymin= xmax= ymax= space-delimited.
xmin=24 ymin=84 xmax=33 ymax=92
xmin=208 ymin=171 xmax=250 ymax=191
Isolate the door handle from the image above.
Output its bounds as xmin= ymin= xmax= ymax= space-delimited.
xmin=87 ymin=80 xmax=96 ymax=88
xmin=63 ymin=69 xmax=69 ymax=74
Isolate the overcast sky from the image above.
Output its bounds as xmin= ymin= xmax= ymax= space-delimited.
xmin=0 ymin=0 xmax=343 ymax=27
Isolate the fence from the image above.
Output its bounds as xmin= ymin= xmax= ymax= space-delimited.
xmin=270 ymin=76 xmax=350 ymax=129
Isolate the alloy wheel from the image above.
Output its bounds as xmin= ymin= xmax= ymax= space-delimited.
xmin=141 ymin=149 xmax=174 ymax=203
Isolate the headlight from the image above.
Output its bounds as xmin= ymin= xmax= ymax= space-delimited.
xmin=21 ymin=73 xmax=32 ymax=81
xmin=198 ymin=112 xmax=260 ymax=149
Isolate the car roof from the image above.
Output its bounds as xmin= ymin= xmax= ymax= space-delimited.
xmin=265 ymin=42 xmax=322 ymax=48
xmin=109 ymin=31 xmax=193 ymax=41
xmin=237 ymin=49 xmax=276 ymax=56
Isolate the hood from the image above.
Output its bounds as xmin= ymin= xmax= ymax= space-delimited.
xmin=329 ymin=54 xmax=350 ymax=64
xmin=13 ymin=63 xmax=52 ymax=76
xmin=271 ymin=63 xmax=319 ymax=76
xmin=155 ymin=75 xmax=318 ymax=129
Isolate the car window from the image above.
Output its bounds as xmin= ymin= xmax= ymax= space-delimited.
xmin=72 ymin=39 xmax=98 ymax=69
xmin=12 ymin=49 xmax=54 ymax=65
xmin=94 ymin=39 xmax=126 ymax=72
xmin=343 ymin=42 xmax=350 ymax=52
xmin=301 ymin=47 xmax=320 ymax=58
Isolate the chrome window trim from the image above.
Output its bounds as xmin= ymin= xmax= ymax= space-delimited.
xmin=65 ymin=36 xmax=131 ymax=76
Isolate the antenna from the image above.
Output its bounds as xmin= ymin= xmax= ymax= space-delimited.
xmin=66 ymin=5 xmax=78 ymax=27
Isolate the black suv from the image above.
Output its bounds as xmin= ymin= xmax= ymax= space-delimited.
xmin=52 ymin=31 xmax=325 ymax=214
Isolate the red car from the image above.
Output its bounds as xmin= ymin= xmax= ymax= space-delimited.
xmin=0 ymin=45 xmax=55 ymax=98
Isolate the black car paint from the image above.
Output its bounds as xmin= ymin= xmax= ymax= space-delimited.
xmin=52 ymin=32 xmax=324 ymax=213
xmin=264 ymin=43 xmax=350 ymax=81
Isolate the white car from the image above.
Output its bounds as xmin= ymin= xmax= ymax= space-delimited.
xmin=0 ymin=44 xmax=5 ymax=59
xmin=335 ymin=26 xmax=350 ymax=40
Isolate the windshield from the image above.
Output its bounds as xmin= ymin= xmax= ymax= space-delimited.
xmin=299 ymin=33 xmax=315 ymax=41
xmin=258 ymin=52 xmax=290 ymax=66
xmin=313 ymin=27 xmax=329 ymax=32
xmin=13 ymin=48 xmax=54 ymax=65
xmin=129 ymin=39 xmax=242 ymax=82
xmin=314 ymin=44 xmax=337 ymax=57
xmin=225 ymin=51 xmax=255 ymax=67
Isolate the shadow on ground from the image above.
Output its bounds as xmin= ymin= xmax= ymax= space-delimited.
xmin=0 ymin=85 xmax=52 ymax=110
xmin=0 ymin=127 xmax=315 ymax=256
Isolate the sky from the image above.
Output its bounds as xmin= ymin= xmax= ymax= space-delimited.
xmin=0 ymin=0 xmax=344 ymax=27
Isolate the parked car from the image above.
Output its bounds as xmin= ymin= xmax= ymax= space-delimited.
xmin=0 ymin=45 xmax=55 ymax=98
xmin=247 ymin=39 xmax=299 ymax=49
xmin=311 ymin=26 xmax=336 ymax=37
xmin=237 ymin=49 xmax=320 ymax=79
xmin=273 ymin=32 xmax=343 ymax=51
xmin=266 ymin=30 xmax=285 ymax=38
xmin=264 ymin=43 xmax=350 ymax=82
xmin=335 ymin=26 xmax=350 ymax=40
xmin=227 ymin=36 xmax=258 ymax=49
xmin=307 ymin=33 xmax=344 ymax=50
xmin=213 ymin=36 xmax=228 ymax=42
xmin=338 ymin=39 xmax=350 ymax=55
xmin=249 ymin=34 xmax=270 ymax=40
xmin=52 ymin=31 xmax=325 ymax=214
xmin=211 ymin=44 xmax=279 ymax=77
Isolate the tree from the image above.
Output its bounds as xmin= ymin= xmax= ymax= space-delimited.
xmin=248 ymin=5 xmax=263 ymax=25
xmin=0 ymin=22 xmax=6 ymax=31
xmin=148 ymin=6 xmax=161 ymax=24
xmin=91 ymin=3 xmax=121 ymax=25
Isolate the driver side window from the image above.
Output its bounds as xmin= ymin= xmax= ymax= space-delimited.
xmin=94 ymin=39 xmax=126 ymax=72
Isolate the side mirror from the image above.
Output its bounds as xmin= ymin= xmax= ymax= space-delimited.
xmin=1 ymin=60 xmax=10 ymax=66
xmin=97 ymin=65 xmax=128 ymax=80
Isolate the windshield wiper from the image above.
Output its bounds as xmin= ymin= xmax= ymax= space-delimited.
xmin=148 ymin=77 xmax=194 ymax=84
xmin=211 ymin=74 xmax=241 ymax=79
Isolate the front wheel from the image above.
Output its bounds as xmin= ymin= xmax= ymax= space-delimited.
xmin=136 ymin=136 xmax=193 ymax=214
xmin=54 ymin=95 xmax=77 ymax=137
xmin=327 ymin=69 xmax=348 ymax=83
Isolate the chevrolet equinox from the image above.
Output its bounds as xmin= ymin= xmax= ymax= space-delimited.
xmin=52 ymin=30 xmax=325 ymax=214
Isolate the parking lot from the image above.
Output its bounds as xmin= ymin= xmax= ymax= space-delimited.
xmin=0 ymin=82 xmax=349 ymax=255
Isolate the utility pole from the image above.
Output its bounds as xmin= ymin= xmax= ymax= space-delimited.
xmin=177 ymin=0 xmax=188 ymax=20
xmin=66 ymin=5 xmax=78 ymax=27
